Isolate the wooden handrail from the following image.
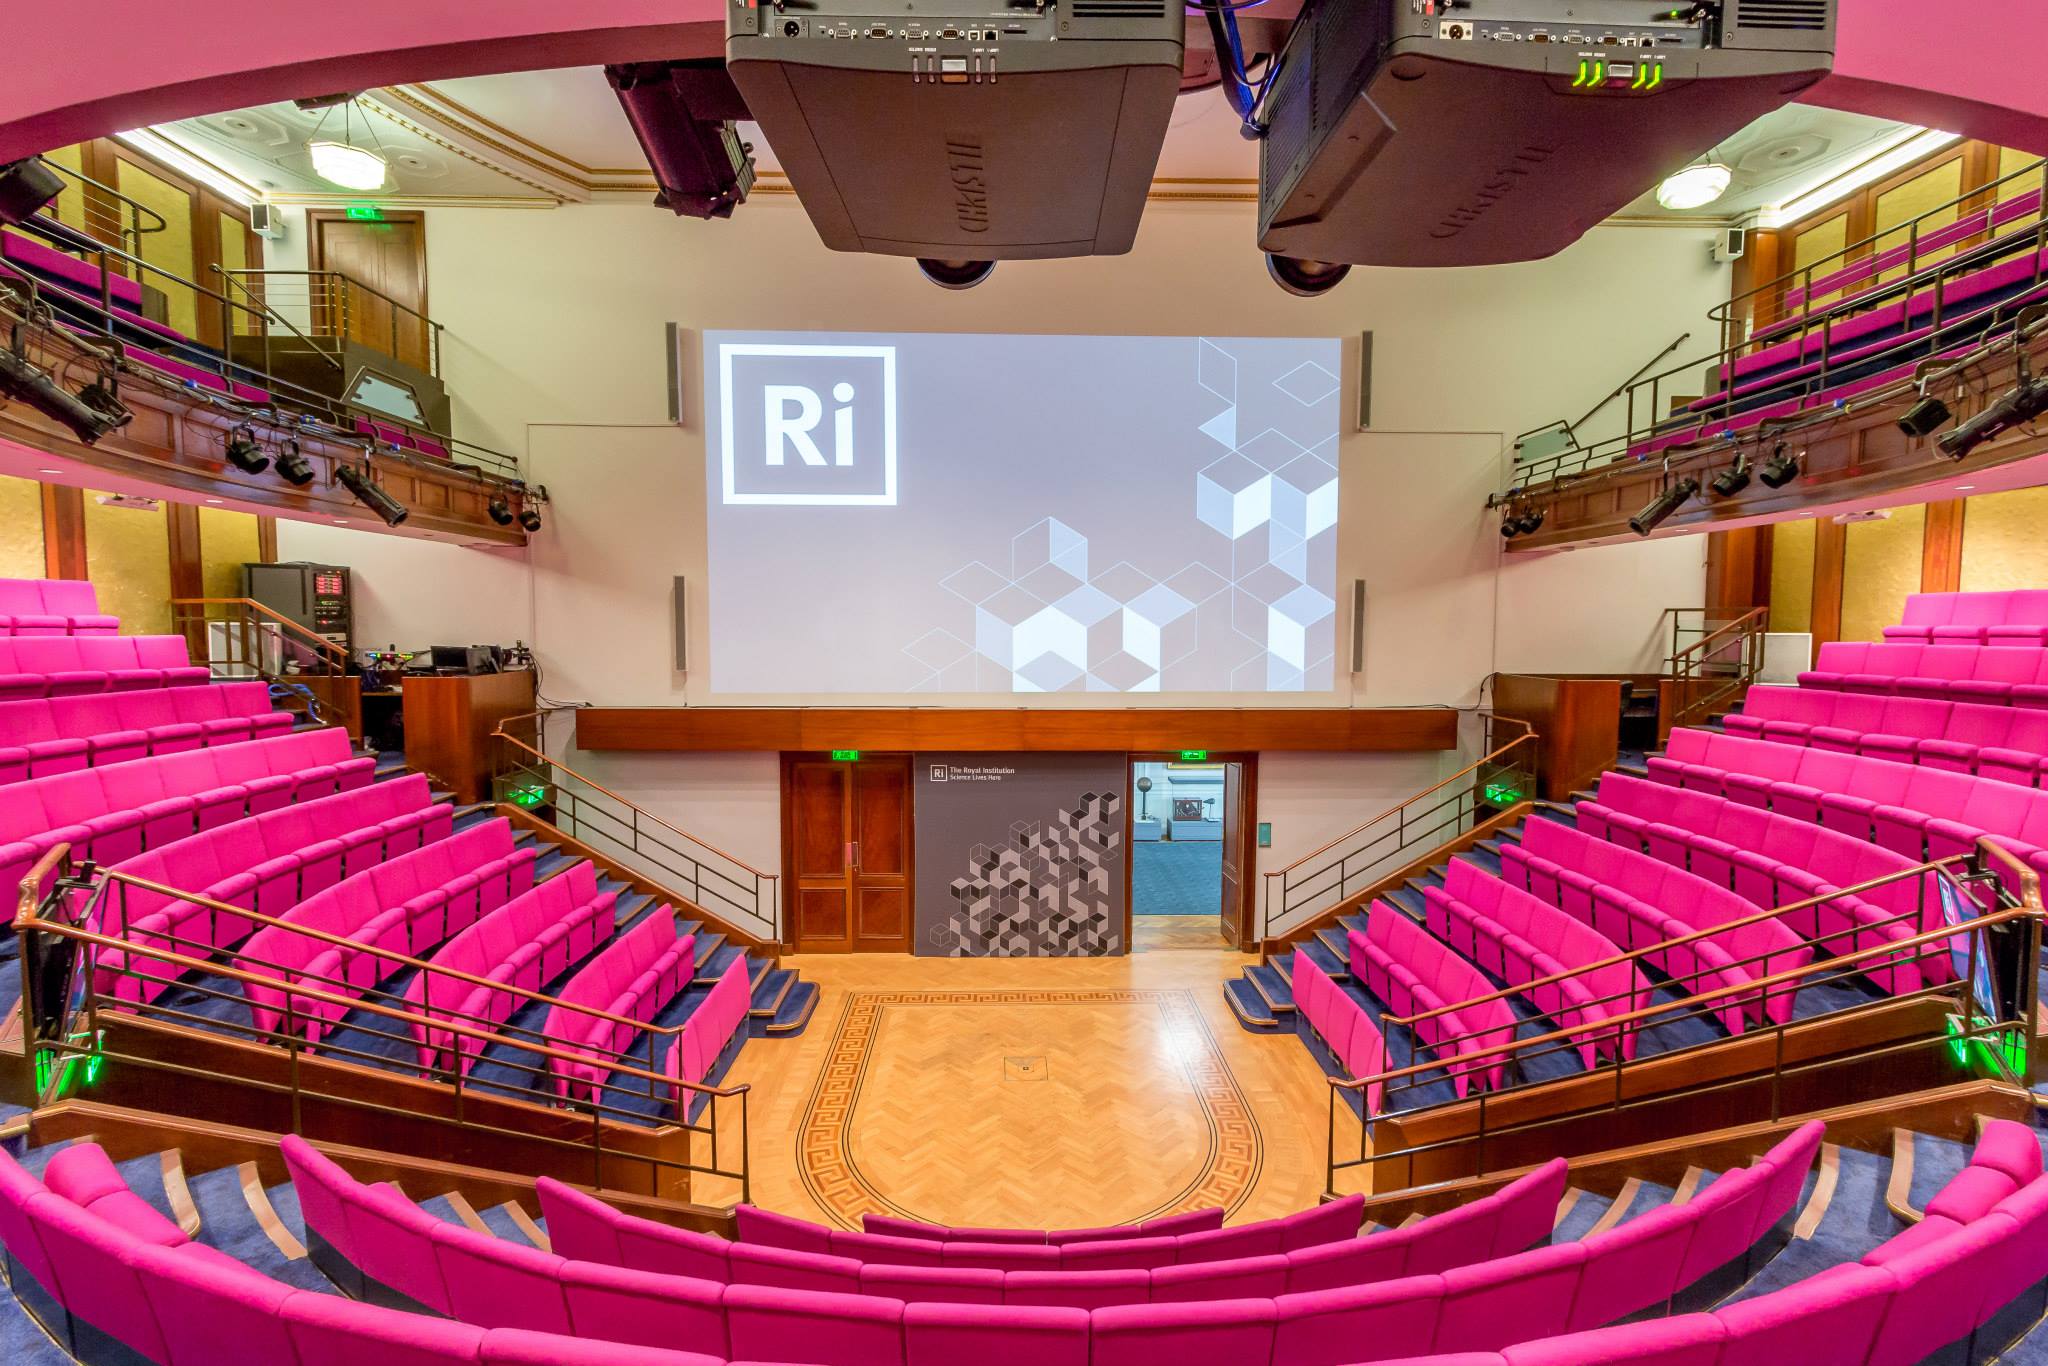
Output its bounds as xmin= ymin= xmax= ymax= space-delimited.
xmin=1668 ymin=607 xmax=1768 ymax=666
xmin=1975 ymin=837 xmax=2044 ymax=909
xmin=90 ymin=867 xmax=687 ymax=1040
xmin=1333 ymin=884 xmax=2039 ymax=1095
xmin=1266 ymin=720 xmax=1538 ymax=879
xmin=169 ymin=598 xmax=351 ymax=666
xmin=495 ymin=710 xmax=777 ymax=882
xmin=15 ymin=842 xmax=73 ymax=929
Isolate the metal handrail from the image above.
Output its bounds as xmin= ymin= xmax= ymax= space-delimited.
xmin=1667 ymin=607 xmax=1768 ymax=666
xmin=31 ymin=155 xmax=168 ymax=256
xmin=170 ymin=597 xmax=352 ymax=668
xmin=211 ymin=266 xmax=345 ymax=375
xmin=224 ymin=267 xmax=444 ymax=377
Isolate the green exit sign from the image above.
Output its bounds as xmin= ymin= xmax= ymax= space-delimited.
xmin=1178 ymin=750 xmax=1209 ymax=763
xmin=345 ymin=203 xmax=386 ymax=221
xmin=831 ymin=749 xmax=861 ymax=762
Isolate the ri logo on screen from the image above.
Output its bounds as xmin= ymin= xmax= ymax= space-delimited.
xmin=718 ymin=343 xmax=897 ymax=505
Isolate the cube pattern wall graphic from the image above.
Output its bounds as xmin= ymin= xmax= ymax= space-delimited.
xmin=922 ymin=337 xmax=1340 ymax=693
xmin=931 ymin=791 xmax=1125 ymax=958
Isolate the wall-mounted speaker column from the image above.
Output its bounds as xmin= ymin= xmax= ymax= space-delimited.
xmin=1356 ymin=332 xmax=1374 ymax=431
xmin=673 ymin=575 xmax=689 ymax=672
xmin=666 ymin=323 xmax=688 ymax=425
xmin=1349 ymin=579 xmax=1367 ymax=674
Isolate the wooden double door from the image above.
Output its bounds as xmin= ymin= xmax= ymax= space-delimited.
xmin=782 ymin=754 xmax=913 ymax=953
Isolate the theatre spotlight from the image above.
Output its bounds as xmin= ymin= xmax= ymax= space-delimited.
xmin=1937 ymin=376 xmax=2048 ymax=461
xmin=274 ymin=438 xmax=316 ymax=487
xmin=1266 ymin=254 xmax=1352 ymax=298
xmin=1709 ymin=456 xmax=1751 ymax=499
xmin=1513 ymin=506 xmax=1545 ymax=536
xmin=223 ymin=428 xmax=270 ymax=475
xmin=487 ymin=492 xmax=515 ymax=526
xmin=1758 ymin=443 xmax=1801 ymax=489
xmin=334 ymin=461 xmax=408 ymax=527
xmin=1630 ymin=477 xmax=1700 ymax=537
xmin=1499 ymin=510 xmax=1520 ymax=540
xmin=517 ymin=504 xmax=543 ymax=534
xmin=1898 ymin=394 xmax=1953 ymax=439
xmin=916 ymin=259 xmax=996 ymax=291
xmin=0 ymin=158 xmax=64 ymax=225
xmin=0 ymin=349 xmax=133 ymax=443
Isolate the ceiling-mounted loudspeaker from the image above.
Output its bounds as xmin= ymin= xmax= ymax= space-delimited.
xmin=249 ymin=203 xmax=286 ymax=240
xmin=1349 ymin=579 xmax=1367 ymax=675
xmin=673 ymin=575 xmax=689 ymax=674
xmin=1713 ymin=227 xmax=1746 ymax=264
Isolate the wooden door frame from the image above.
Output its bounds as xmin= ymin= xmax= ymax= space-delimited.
xmin=777 ymin=751 xmax=915 ymax=954
xmin=1124 ymin=751 xmax=1260 ymax=952
xmin=307 ymin=209 xmax=430 ymax=350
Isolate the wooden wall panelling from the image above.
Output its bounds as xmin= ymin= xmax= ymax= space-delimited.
xmin=1810 ymin=516 xmax=1849 ymax=651
xmin=40 ymin=484 xmax=86 ymax=579
xmin=1705 ymin=527 xmax=1773 ymax=614
xmin=1921 ymin=499 xmax=1967 ymax=593
xmin=401 ymin=670 xmax=538 ymax=804
xmin=1492 ymin=674 xmax=1621 ymax=802
xmin=257 ymin=516 xmax=278 ymax=564
xmin=166 ymin=500 xmax=204 ymax=657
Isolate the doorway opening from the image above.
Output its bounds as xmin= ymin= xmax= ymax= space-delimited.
xmin=1129 ymin=755 xmax=1254 ymax=951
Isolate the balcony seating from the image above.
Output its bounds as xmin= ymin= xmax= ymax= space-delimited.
xmin=1502 ymin=818 xmax=1810 ymax=1032
xmin=241 ymin=819 xmax=536 ymax=1042
xmin=1347 ymin=907 xmax=1518 ymax=1095
xmin=1773 ymin=185 xmax=2045 ymax=320
xmin=1291 ymin=951 xmax=1391 ymax=1111
xmin=860 ymin=1208 xmax=1224 ymax=1246
xmin=1885 ymin=589 xmax=2048 ymax=644
xmin=0 ymin=726 xmax=370 ymax=902
xmin=0 ymin=681 xmax=291 ymax=784
xmin=543 ymin=908 xmax=696 ymax=1101
xmin=407 ymin=860 xmax=618 ymax=1073
xmin=1653 ymin=726 xmax=2048 ymax=881
xmin=1725 ymin=685 xmax=2048 ymax=787
xmin=356 ymin=416 xmax=450 ymax=460
xmin=670 ymin=953 xmax=755 ymax=1097
xmin=0 ymin=633 xmax=209 ymax=699
xmin=1423 ymin=859 xmax=1651 ymax=1067
xmin=1578 ymin=773 xmax=1949 ymax=994
xmin=1798 ymin=641 xmax=2048 ymax=708
xmin=0 ymin=575 xmax=118 ymax=634
xmin=94 ymin=774 xmax=450 ymax=1005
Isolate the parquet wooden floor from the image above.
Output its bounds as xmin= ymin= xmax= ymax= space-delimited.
xmin=696 ymin=920 xmax=1348 ymax=1230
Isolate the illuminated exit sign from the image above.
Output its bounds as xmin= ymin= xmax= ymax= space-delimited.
xmin=1179 ymin=750 xmax=1209 ymax=763
xmin=345 ymin=204 xmax=386 ymax=221
xmin=831 ymin=750 xmax=861 ymax=762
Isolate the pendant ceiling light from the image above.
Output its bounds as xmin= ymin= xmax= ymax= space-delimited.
xmin=307 ymin=98 xmax=388 ymax=192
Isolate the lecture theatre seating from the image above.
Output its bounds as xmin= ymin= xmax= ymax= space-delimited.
xmin=543 ymin=908 xmax=696 ymax=1101
xmin=0 ymin=576 xmax=118 ymax=634
xmin=1348 ymin=906 xmax=1518 ymax=1094
xmin=1798 ymin=642 xmax=2048 ymax=708
xmin=1884 ymin=589 xmax=2048 ymax=644
xmin=672 ymin=954 xmax=754 ymax=1096
xmin=1292 ymin=951 xmax=1391 ymax=1111
xmin=0 ymin=634 xmax=210 ymax=699
xmin=1725 ymin=686 xmax=2048 ymax=787
xmin=0 ymin=681 xmax=291 ymax=784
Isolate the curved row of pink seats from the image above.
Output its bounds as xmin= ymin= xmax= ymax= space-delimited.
xmin=0 ymin=680 xmax=292 ymax=784
xmin=0 ymin=633 xmax=209 ymax=699
xmin=1772 ymin=186 xmax=2045 ymax=320
xmin=1726 ymin=685 xmax=2048 ymax=788
xmin=0 ymin=726 xmax=370 ymax=903
xmin=1653 ymin=727 xmax=2048 ymax=883
xmin=1800 ymin=641 xmax=2048 ymax=708
xmin=0 ymin=1142 xmax=725 ymax=1366
xmin=544 ymin=907 xmax=695 ymax=1101
xmin=673 ymin=955 xmax=755 ymax=1098
xmin=1884 ymin=589 xmax=2048 ymax=645
xmin=1293 ymin=950 xmax=1390 ymax=1111
xmin=407 ymin=860 xmax=618 ymax=1073
xmin=1579 ymin=773 xmax=1950 ymax=994
xmin=0 ymin=575 xmax=118 ymax=634
xmin=859 ymin=1206 xmax=1223 ymax=1246
xmin=1424 ymin=859 xmax=1651 ymax=1068
xmin=241 ymin=818 xmax=536 ymax=1042
xmin=1348 ymin=907 xmax=1517 ymax=1095
xmin=94 ymin=774 xmax=449 ymax=1004
xmin=296 ymin=1126 xmax=1811 ymax=1364
xmin=1504 ymin=819 xmax=1810 ymax=1033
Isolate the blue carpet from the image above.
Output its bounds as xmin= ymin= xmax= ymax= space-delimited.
xmin=1723 ymin=1145 xmax=1899 ymax=1303
xmin=1132 ymin=839 xmax=1222 ymax=915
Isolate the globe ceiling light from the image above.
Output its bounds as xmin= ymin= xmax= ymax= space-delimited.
xmin=1657 ymin=162 xmax=1733 ymax=212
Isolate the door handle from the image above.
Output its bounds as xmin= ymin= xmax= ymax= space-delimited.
xmin=846 ymin=841 xmax=860 ymax=872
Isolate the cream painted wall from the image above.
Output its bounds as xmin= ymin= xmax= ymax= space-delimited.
xmin=273 ymin=519 xmax=533 ymax=652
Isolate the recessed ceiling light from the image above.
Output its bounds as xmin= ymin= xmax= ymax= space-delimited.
xmin=1955 ymin=485 xmax=1976 ymax=491
xmin=1657 ymin=163 xmax=1733 ymax=211
xmin=332 ymin=518 xmax=348 ymax=525
xmin=205 ymin=498 xmax=223 ymax=504
xmin=38 ymin=468 xmax=60 ymax=475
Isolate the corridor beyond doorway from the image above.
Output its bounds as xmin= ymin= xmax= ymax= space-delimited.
xmin=1131 ymin=760 xmax=1225 ymax=918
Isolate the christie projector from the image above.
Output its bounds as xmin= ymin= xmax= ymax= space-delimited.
xmin=1259 ymin=0 xmax=1838 ymax=271
xmin=726 ymin=0 xmax=1184 ymax=268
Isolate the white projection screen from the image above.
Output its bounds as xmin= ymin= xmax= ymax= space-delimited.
xmin=703 ymin=331 xmax=1342 ymax=695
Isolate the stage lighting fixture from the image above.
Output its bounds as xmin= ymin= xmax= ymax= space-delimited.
xmin=487 ymin=493 xmax=515 ymax=526
xmin=0 ymin=349 xmax=133 ymax=443
xmin=1630 ymin=477 xmax=1700 ymax=537
xmin=334 ymin=462 xmax=408 ymax=526
xmin=1709 ymin=457 xmax=1752 ymax=499
xmin=1937 ymin=376 xmax=2048 ymax=461
xmin=1514 ymin=507 xmax=1545 ymax=536
xmin=0 ymin=158 xmax=64 ymax=225
xmin=1266 ymin=254 xmax=1352 ymax=298
xmin=223 ymin=428 xmax=269 ymax=475
xmin=274 ymin=438 xmax=315 ymax=487
xmin=1759 ymin=443 xmax=1801 ymax=489
xmin=1499 ymin=511 xmax=1520 ymax=540
xmin=1898 ymin=394 xmax=1953 ymax=439
xmin=916 ymin=259 xmax=997 ymax=291
xmin=517 ymin=505 xmax=543 ymax=533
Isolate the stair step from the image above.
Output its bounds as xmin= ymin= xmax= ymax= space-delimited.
xmin=186 ymin=1160 xmax=332 ymax=1292
xmin=750 ymin=966 xmax=797 ymax=1018
xmin=765 ymin=978 xmax=820 ymax=1035
xmin=1223 ymin=978 xmax=1288 ymax=1032
xmin=1245 ymin=963 xmax=1296 ymax=1014
xmin=693 ymin=940 xmax=741 ymax=984
xmin=1297 ymin=938 xmax=1349 ymax=981
xmin=1313 ymin=927 xmax=1351 ymax=964
xmin=1552 ymin=1188 xmax=1615 ymax=1242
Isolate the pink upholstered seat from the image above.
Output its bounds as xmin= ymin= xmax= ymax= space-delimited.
xmin=544 ymin=906 xmax=697 ymax=1101
xmin=0 ymin=680 xmax=289 ymax=784
xmin=0 ymin=576 xmax=119 ymax=635
xmin=1348 ymin=905 xmax=1518 ymax=1094
xmin=0 ymin=633 xmax=208 ymax=700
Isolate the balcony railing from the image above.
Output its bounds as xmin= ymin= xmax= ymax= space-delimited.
xmin=222 ymin=268 xmax=443 ymax=378
xmin=1663 ymin=606 xmax=1769 ymax=732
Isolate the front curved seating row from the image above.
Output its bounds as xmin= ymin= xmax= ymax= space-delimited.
xmin=1724 ymin=686 xmax=2048 ymax=789
xmin=93 ymin=774 xmax=451 ymax=1005
xmin=1885 ymin=589 xmax=2048 ymax=645
xmin=0 ymin=634 xmax=209 ymax=700
xmin=545 ymin=908 xmax=697 ymax=1102
xmin=1292 ymin=952 xmax=1391 ymax=1111
xmin=240 ymin=818 xmax=536 ymax=1042
xmin=1578 ymin=773 xmax=1949 ymax=994
xmin=1501 ymin=819 xmax=1810 ymax=1034
xmin=0 ymin=680 xmax=289 ymax=784
xmin=1349 ymin=907 xmax=1517 ymax=1095
xmin=1800 ymin=641 xmax=2048 ymax=709
xmin=0 ymin=576 xmax=118 ymax=635
xmin=859 ymin=1207 xmax=1224 ymax=1246
xmin=0 ymin=726 xmax=371 ymax=900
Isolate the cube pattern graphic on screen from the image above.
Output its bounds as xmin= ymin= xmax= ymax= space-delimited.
xmin=932 ymin=792 xmax=1124 ymax=957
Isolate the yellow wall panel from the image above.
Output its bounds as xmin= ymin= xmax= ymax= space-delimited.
xmin=83 ymin=490 xmax=171 ymax=635
xmin=1841 ymin=504 xmax=1927 ymax=642
xmin=1873 ymin=157 xmax=1964 ymax=279
xmin=114 ymin=157 xmax=198 ymax=337
xmin=1770 ymin=518 xmax=1816 ymax=634
xmin=198 ymin=506 xmax=263 ymax=599
xmin=1960 ymin=486 xmax=2048 ymax=592
xmin=0 ymin=476 xmax=44 ymax=579
xmin=1998 ymin=146 xmax=2042 ymax=234
xmin=42 ymin=144 xmax=88 ymax=234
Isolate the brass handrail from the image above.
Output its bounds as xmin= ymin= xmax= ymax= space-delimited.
xmin=1667 ymin=608 xmax=1768 ymax=666
xmin=495 ymin=710 xmax=778 ymax=882
xmin=15 ymin=842 xmax=73 ymax=927
xmin=169 ymin=598 xmax=352 ymax=668
xmin=1267 ymin=718 xmax=1537 ymax=879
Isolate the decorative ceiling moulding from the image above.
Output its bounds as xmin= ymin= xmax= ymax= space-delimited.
xmin=261 ymin=191 xmax=561 ymax=211
xmin=356 ymin=90 xmax=577 ymax=201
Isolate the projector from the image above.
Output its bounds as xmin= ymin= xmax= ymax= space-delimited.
xmin=1258 ymin=0 xmax=1837 ymax=271
xmin=725 ymin=0 xmax=1184 ymax=262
